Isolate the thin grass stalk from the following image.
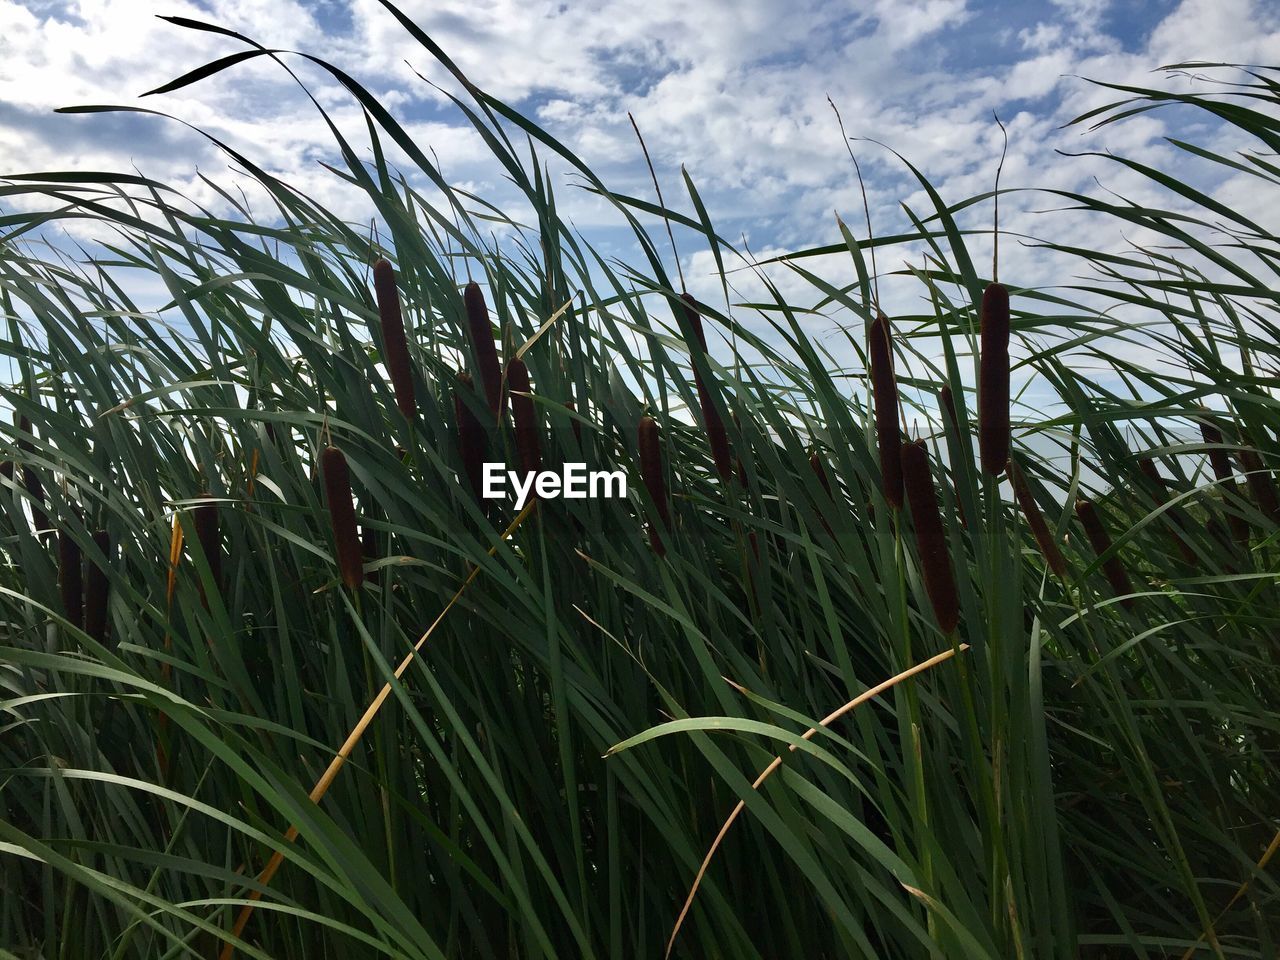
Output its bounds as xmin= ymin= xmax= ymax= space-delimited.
xmin=464 ymin=281 xmax=504 ymax=420
xmin=638 ymin=415 xmax=669 ymax=556
xmin=1008 ymin=458 xmax=1066 ymax=576
xmin=901 ymin=439 xmax=959 ymax=633
xmin=680 ymin=293 xmax=732 ymax=482
xmin=372 ymin=258 xmax=416 ymax=421
xmin=320 ymin=446 xmax=363 ymax=590
xmin=869 ymin=314 xmax=903 ymax=509
xmin=978 ymin=282 xmax=1010 ymax=476
xmin=1074 ymin=498 xmax=1134 ymax=606
xmin=507 ymin=358 xmax=541 ymax=476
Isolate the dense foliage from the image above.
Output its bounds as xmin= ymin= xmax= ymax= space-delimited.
xmin=2 ymin=10 xmax=1278 ymax=959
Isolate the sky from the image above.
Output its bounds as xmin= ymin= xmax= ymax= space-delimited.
xmin=1 ymin=0 xmax=1279 ymax=413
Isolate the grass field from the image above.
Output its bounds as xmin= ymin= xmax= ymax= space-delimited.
xmin=2 ymin=9 xmax=1279 ymax=959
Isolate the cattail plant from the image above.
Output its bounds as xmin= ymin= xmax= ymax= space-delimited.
xmin=809 ymin=451 xmax=834 ymax=537
xmin=1008 ymin=458 xmax=1066 ymax=576
xmin=680 ymin=293 xmax=733 ymax=483
xmin=565 ymin=400 xmax=583 ymax=448
xmin=978 ymin=282 xmax=1010 ymax=476
xmin=84 ymin=530 xmax=111 ymax=643
xmin=17 ymin=415 xmax=48 ymax=534
xmin=901 ymin=439 xmax=959 ymax=633
xmin=1239 ymin=441 xmax=1279 ymax=524
xmin=1200 ymin=420 xmax=1249 ymax=545
xmin=1136 ymin=457 xmax=1196 ymax=563
xmin=1074 ymin=498 xmax=1134 ymax=606
xmin=372 ymin=258 xmax=416 ymax=421
xmin=869 ymin=314 xmax=903 ymax=508
xmin=0 ymin=461 xmax=12 ymax=482
xmin=939 ymin=384 xmax=967 ymax=527
xmin=454 ymin=372 xmax=486 ymax=500
xmin=638 ymin=415 xmax=670 ymax=556
xmin=58 ymin=529 xmax=83 ymax=628
xmin=320 ymin=446 xmax=364 ymax=590
xmin=507 ymin=358 xmax=541 ymax=476
xmin=464 ymin=281 xmax=504 ymax=420
xmin=362 ymin=503 xmax=380 ymax=585
xmin=193 ymin=492 xmax=221 ymax=597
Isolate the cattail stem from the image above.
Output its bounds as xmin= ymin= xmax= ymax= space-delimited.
xmin=373 ymin=259 xmax=416 ymax=421
xmin=58 ymin=530 xmax=83 ymax=628
xmin=321 ymin=446 xmax=364 ymax=590
xmin=84 ymin=531 xmax=111 ymax=643
xmin=869 ymin=314 xmax=903 ymax=508
xmin=1008 ymin=458 xmax=1066 ymax=576
xmin=638 ymin=416 xmax=670 ymax=555
xmin=507 ymin=359 xmax=541 ymax=476
xmin=978 ymin=282 xmax=1010 ymax=476
xmin=454 ymin=372 xmax=487 ymax=500
xmin=1074 ymin=498 xmax=1134 ymax=606
xmin=464 ymin=282 xmax=504 ymax=421
xmin=901 ymin=440 xmax=959 ymax=633
xmin=680 ymin=294 xmax=732 ymax=482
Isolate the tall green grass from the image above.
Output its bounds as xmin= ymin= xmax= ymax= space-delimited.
xmin=1 ymin=10 xmax=1278 ymax=958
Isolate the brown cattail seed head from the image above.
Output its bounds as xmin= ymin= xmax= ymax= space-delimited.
xmin=453 ymin=372 xmax=486 ymax=500
xmin=1074 ymin=498 xmax=1134 ymax=605
xmin=809 ymin=451 xmax=832 ymax=498
xmin=464 ymin=281 xmax=504 ymax=421
xmin=373 ymin=258 xmax=416 ymax=421
xmin=978 ymin=282 xmax=1010 ymax=476
xmin=1008 ymin=459 xmax=1066 ymax=577
xmin=1200 ymin=420 xmax=1249 ymax=545
xmin=84 ymin=530 xmax=111 ymax=643
xmin=901 ymin=440 xmax=959 ymax=633
xmin=939 ymin=384 xmax=968 ymax=528
xmin=869 ymin=314 xmax=904 ymax=508
xmin=638 ymin=415 xmax=669 ymax=555
xmin=507 ymin=358 xmax=541 ymax=476
xmin=193 ymin=493 xmax=221 ymax=594
xmin=58 ymin=530 xmax=83 ymax=628
xmin=321 ymin=446 xmax=364 ymax=590
xmin=1239 ymin=443 xmax=1279 ymax=524
xmin=680 ymin=293 xmax=733 ymax=482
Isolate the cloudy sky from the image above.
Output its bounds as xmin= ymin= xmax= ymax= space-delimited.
xmin=1 ymin=0 xmax=1278 ymax=384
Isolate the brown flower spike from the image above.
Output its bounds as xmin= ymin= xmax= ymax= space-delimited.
xmin=978 ymin=282 xmax=1010 ymax=476
xmin=464 ymin=281 xmax=504 ymax=421
xmin=453 ymin=372 xmax=486 ymax=500
xmin=638 ymin=415 xmax=670 ymax=556
xmin=84 ymin=530 xmax=111 ymax=643
xmin=321 ymin=446 xmax=364 ymax=590
xmin=869 ymin=314 xmax=903 ymax=509
xmin=1008 ymin=458 xmax=1066 ymax=577
xmin=1074 ymin=498 xmax=1134 ymax=606
xmin=58 ymin=529 xmax=83 ymax=628
xmin=507 ymin=358 xmax=541 ymax=476
xmin=373 ymin=259 xmax=416 ymax=421
xmin=901 ymin=439 xmax=959 ymax=634
xmin=680 ymin=293 xmax=733 ymax=483
xmin=1200 ymin=420 xmax=1249 ymax=545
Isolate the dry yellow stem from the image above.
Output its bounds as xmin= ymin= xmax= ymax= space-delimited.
xmin=218 ymin=499 xmax=538 ymax=960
